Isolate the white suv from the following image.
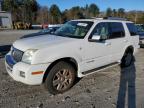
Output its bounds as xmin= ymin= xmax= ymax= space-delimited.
xmin=5 ymin=17 xmax=139 ymax=94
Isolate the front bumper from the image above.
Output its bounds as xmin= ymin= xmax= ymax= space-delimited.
xmin=5 ymin=54 xmax=50 ymax=85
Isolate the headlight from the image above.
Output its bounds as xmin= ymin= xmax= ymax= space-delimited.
xmin=22 ymin=49 xmax=37 ymax=64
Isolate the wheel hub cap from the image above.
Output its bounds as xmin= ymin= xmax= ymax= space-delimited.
xmin=53 ymin=69 xmax=73 ymax=91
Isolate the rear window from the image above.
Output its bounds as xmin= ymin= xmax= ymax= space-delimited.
xmin=126 ymin=23 xmax=137 ymax=36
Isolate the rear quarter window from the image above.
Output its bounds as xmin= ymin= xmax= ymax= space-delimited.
xmin=126 ymin=23 xmax=138 ymax=36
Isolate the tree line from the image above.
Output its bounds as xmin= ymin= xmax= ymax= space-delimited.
xmin=2 ymin=0 xmax=144 ymax=24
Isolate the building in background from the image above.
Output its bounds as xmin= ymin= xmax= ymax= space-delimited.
xmin=0 ymin=0 xmax=12 ymax=29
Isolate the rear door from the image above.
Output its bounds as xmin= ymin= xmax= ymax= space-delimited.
xmin=107 ymin=22 xmax=127 ymax=62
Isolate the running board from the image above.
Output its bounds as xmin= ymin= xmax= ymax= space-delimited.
xmin=82 ymin=62 xmax=119 ymax=75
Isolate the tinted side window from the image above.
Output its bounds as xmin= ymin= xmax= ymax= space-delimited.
xmin=109 ymin=22 xmax=125 ymax=39
xmin=91 ymin=22 xmax=109 ymax=40
xmin=126 ymin=23 xmax=137 ymax=36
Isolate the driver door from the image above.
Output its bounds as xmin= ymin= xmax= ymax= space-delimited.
xmin=81 ymin=22 xmax=112 ymax=72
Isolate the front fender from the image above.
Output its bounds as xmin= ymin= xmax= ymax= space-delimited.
xmin=32 ymin=50 xmax=82 ymax=65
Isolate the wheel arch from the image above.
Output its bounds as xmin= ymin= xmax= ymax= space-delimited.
xmin=125 ymin=45 xmax=134 ymax=54
xmin=42 ymin=57 xmax=78 ymax=83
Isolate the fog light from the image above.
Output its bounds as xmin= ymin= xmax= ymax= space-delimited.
xmin=20 ymin=71 xmax=25 ymax=78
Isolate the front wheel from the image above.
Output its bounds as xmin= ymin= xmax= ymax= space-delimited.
xmin=44 ymin=61 xmax=76 ymax=95
xmin=121 ymin=51 xmax=133 ymax=67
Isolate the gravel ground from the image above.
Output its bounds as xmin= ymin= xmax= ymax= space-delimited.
xmin=0 ymin=30 xmax=144 ymax=108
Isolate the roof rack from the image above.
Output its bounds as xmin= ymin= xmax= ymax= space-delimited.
xmin=103 ymin=17 xmax=127 ymax=21
xmin=90 ymin=17 xmax=128 ymax=21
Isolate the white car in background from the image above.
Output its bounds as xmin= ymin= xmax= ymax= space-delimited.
xmin=135 ymin=24 xmax=144 ymax=47
xmin=5 ymin=17 xmax=139 ymax=94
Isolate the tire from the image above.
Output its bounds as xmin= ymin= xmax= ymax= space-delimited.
xmin=44 ymin=61 xmax=76 ymax=94
xmin=121 ymin=51 xmax=133 ymax=67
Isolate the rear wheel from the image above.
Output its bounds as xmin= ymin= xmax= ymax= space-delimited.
xmin=44 ymin=61 xmax=76 ymax=94
xmin=121 ymin=51 xmax=133 ymax=67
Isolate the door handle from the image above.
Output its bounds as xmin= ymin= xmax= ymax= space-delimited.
xmin=105 ymin=42 xmax=111 ymax=46
xmin=124 ymin=40 xmax=128 ymax=42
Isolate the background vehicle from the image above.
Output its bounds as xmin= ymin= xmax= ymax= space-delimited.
xmin=5 ymin=17 xmax=139 ymax=94
xmin=135 ymin=24 xmax=144 ymax=47
xmin=20 ymin=25 xmax=61 ymax=39
xmin=13 ymin=22 xmax=31 ymax=29
xmin=0 ymin=44 xmax=11 ymax=58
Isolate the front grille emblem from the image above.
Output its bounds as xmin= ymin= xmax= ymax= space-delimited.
xmin=10 ymin=47 xmax=23 ymax=62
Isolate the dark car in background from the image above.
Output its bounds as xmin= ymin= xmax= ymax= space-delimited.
xmin=135 ymin=24 xmax=144 ymax=47
xmin=0 ymin=44 xmax=11 ymax=58
xmin=21 ymin=25 xmax=61 ymax=39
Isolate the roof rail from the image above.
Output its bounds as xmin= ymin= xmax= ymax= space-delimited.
xmin=90 ymin=17 xmax=103 ymax=20
xmin=103 ymin=17 xmax=127 ymax=21
xmin=90 ymin=17 xmax=128 ymax=21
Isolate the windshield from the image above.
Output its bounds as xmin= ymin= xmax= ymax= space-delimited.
xmin=54 ymin=21 xmax=93 ymax=39
xmin=136 ymin=25 xmax=144 ymax=32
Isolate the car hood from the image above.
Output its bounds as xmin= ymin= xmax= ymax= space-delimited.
xmin=13 ymin=35 xmax=77 ymax=51
xmin=20 ymin=29 xmax=54 ymax=39
xmin=20 ymin=32 xmax=48 ymax=39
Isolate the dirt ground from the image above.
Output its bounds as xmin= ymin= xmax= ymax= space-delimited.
xmin=0 ymin=30 xmax=144 ymax=108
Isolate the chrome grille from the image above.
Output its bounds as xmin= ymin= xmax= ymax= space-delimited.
xmin=11 ymin=47 xmax=23 ymax=62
